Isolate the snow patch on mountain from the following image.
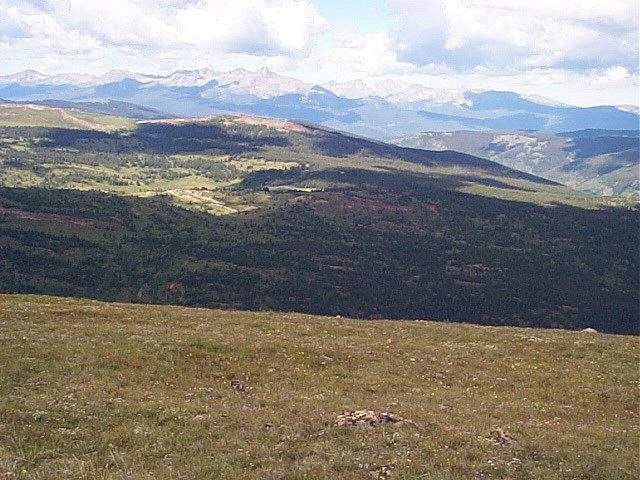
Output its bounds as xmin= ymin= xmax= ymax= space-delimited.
xmin=322 ymin=78 xmax=466 ymax=105
xmin=616 ymin=104 xmax=639 ymax=114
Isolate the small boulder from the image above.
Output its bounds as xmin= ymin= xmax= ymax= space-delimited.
xmin=334 ymin=410 xmax=405 ymax=427
xmin=230 ymin=379 xmax=247 ymax=392
xmin=490 ymin=427 xmax=516 ymax=445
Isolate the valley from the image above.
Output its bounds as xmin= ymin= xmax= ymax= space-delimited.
xmin=0 ymin=106 xmax=637 ymax=334
xmin=394 ymin=130 xmax=639 ymax=198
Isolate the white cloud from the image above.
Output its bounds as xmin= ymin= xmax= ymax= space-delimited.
xmin=326 ymin=29 xmax=398 ymax=73
xmin=386 ymin=0 xmax=639 ymax=73
xmin=589 ymin=66 xmax=632 ymax=86
xmin=466 ymin=0 xmax=637 ymax=31
xmin=0 ymin=4 xmax=33 ymax=42
xmin=175 ymin=0 xmax=328 ymax=56
xmin=3 ymin=0 xmax=328 ymax=57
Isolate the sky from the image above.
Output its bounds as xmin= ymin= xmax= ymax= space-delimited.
xmin=0 ymin=0 xmax=638 ymax=106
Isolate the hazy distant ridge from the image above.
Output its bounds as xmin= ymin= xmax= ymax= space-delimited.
xmin=1 ymin=69 xmax=637 ymax=141
xmin=394 ymin=129 xmax=640 ymax=198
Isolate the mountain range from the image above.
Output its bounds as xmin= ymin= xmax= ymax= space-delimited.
xmin=1 ymin=68 xmax=638 ymax=141
xmin=0 ymin=68 xmax=472 ymax=102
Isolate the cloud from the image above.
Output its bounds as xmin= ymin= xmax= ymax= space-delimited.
xmin=386 ymin=0 xmax=639 ymax=73
xmin=176 ymin=0 xmax=328 ymax=56
xmin=0 ymin=4 xmax=33 ymax=42
xmin=4 ymin=0 xmax=328 ymax=57
xmin=588 ymin=66 xmax=632 ymax=86
xmin=326 ymin=29 xmax=398 ymax=74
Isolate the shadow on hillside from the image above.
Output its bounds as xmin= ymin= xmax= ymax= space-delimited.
xmin=309 ymin=131 xmax=558 ymax=186
xmin=27 ymin=123 xmax=290 ymax=154
xmin=239 ymin=166 xmax=542 ymax=195
xmin=561 ymin=134 xmax=639 ymax=160
xmin=1 ymin=185 xmax=637 ymax=334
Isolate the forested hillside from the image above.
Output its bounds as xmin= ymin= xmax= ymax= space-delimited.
xmin=0 ymin=113 xmax=637 ymax=333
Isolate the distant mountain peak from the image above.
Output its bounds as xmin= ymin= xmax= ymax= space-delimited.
xmin=20 ymin=69 xmax=44 ymax=78
xmin=521 ymin=94 xmax=572 ymax=108
xmin=2 ymin=70 xmax=47 ymax=84
xmin=322 ymin=78 xmax=466 ymax=104
xmin=98 ymin=70 xmax=147 ymax=84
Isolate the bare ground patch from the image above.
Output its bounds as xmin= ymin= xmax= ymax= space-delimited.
xmin=0 ymin=207 xmax=94 ymax=226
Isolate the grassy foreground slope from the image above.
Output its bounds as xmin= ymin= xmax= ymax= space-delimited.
xmin=1 ymin=295 xmax=638 ymax=479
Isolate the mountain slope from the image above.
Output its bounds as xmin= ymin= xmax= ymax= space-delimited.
xmin=0 ymin=102 xmax=135 ymax=131
xmin=393 ymin=129 xmax=640 ymax=197
xmin=0 ymin=111 xmax=637 ymax=333
xmin=2 ymin=294 xmax=637 ymax=479
xmin=27 ymin=99 xmax=170 ymax=119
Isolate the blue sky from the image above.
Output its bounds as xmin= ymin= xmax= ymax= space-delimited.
xmin=0 ymin=0 xmax=637 ymax=106
xmin=313 ymin=0 xmax=398 ymax=32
